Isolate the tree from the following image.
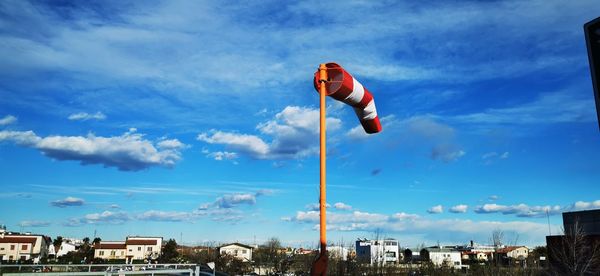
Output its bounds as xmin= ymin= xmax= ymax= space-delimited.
xmin=93 ymin=237 xmax=101 ymax=245
xmin=52 ymin=236 xmax=63 ymax=256
xmin=549 ymin=221 xmax=600 ymax=275
xmin=159 ymin=239 xmax=179 ymax=263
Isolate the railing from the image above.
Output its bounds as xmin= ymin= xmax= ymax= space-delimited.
xmin=0 ymin=263 xmax=202 ymax=276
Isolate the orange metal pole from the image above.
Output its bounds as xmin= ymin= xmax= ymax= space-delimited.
xmin=318 ymin=63 xmax=328 ymax=259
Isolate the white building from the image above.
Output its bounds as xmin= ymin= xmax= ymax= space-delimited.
xmin=51 ymin=238 xmax=83 ymax=257
xmin=0 ymin=228 xmax=50 ymax=263
xmin=355 ymin=238 xmax=400 ymax=265
xmin=328 ymin=245 xmax=350 ymax=261
xmin=125 ymin=237 xmax=163 ymax=262
xmin=219 ymin=243 xmax=253 ymax=262
xmin=94 ymin=241 xmax=127 ymax=260
xmin=496 ymin=246 xmax=529 ymax=260
xmin=94 ymin=237 xmax=162 ymax=263
xmin=420 ymin=247 xmax=462 ymax=269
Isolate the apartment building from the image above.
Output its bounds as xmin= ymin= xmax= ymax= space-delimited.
xmin=355 ymin=238 xmax=400 ymax=265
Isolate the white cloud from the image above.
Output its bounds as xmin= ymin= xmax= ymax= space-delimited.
xmin=500 ymin=152 xmax=510 ymax=159
xmin=474 ymin=203 xmax=562 ymax=217
xmin=66 ymin=211 xmax=130 ymax=226
xmin=0 ymin=129 xmax=186 ymax=171
xmin=449 ymin=204 xmax=468 ymax=213
xmin=68 ymin=112 xmax=106 ymax=121
xmin=198 ymin=106 xmax=342 ymax=160
xmin=0 ymin=115 xmax=17 ymax=125
xmin=305 ymin=203 xmax=331 ymax=211
xmin=333 ymin=202 xmax=352 ymax=211
xmin=50 ymin=196 xmax=85 ymax=208
xmin=572 ymin=200 xmax=600 ymax=210
xmin=427 ymin=205 xmax=444 ymax=214
xmin=391 ymin=212 xmax=420 ymax=220
xmin=489 ymin=195 xmax=500 ymax=201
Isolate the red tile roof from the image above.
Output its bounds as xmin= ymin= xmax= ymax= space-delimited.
xmin=96 ymin=243 xmax=126 ymax=249
xmin=126 ymin=239 xmax=157 ymax=245
xmin=0 ymin=237 xmax=38 ymax=245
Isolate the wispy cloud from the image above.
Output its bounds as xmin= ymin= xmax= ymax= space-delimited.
xmin=199 ymin=190 xmax=273 ymax=210
xmin=284 ymin=207 xmax=554 ymax=244
xmin=68 ymin=112 xmax=106 ymax=121
xmin=51 ymin=196 xmax=85 ymax=208
xmin=0 ymin=115 xmax=17 ymax=126
xmin=136 ymin=211 xmax=193 ymax=222
xmin=0 ymin=128 xmax=186 ymax=171
xmin=474 ymin=203 xmax=563 ymax=218
xmin=19 ymin=220 xmax=51 ymax=227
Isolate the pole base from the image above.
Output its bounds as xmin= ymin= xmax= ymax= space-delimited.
xmin=310 ymin=252 xmax=328 ymax=276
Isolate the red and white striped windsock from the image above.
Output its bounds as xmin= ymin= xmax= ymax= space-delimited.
xmin=313 ymin=62 xmax=382 ymax=134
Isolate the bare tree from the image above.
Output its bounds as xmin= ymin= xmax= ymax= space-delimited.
xmin=491 ymin=229 xmax=504 ymax=248
xmin=549 ymin=220 xmax=600 ymax=275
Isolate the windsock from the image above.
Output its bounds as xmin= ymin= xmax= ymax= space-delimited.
xmin=313 ymin=63 xmax=382 ymax=134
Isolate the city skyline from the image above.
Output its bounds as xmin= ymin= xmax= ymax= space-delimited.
xmin=1 ymin=0 xmax=600 ymax=248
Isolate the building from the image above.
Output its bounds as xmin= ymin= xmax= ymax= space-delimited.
xmin=219 ymin=243 xmax=253 ymax=262
xmin=420 ymin=247 xmax=462 ymax=269
xmin=125 ymin=237 xmax=163 ymax=262
xmin=94 ymin=241 xmax=127 ymax=260
xmin=355 ymin=238 xmax=400 ymax=265
xmin=496 ymin=246 xmax=529 ymax=260
xmin=0 ymin=228 xmax=50 ymax=263
xmin=547 ymin=209 xmax=600 ymax=274
xmin=50 ymin=238 xmax=83 ymax=257
xmin=94 ymin=236 xmax=162 ymax=263
xmin=328 ymin=245 xmax=350 ymax=261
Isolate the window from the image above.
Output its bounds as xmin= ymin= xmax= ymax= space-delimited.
xmin=129 ymin=249 xmax=132 ymax=252
xmin=138 ymin=247 xmax=141 ymax=251
xmin=99 ymin=251 xmax=104 ymax=256
xmin=0 ymin=247 xmax=4 ymax=250
xmin=148 ymin=247 xmax=152 ymax=251
xmin=242 ymin=250 xmax=247 ymax=254
xmin=10 ymin=245 xmax=15 ymax=250
xmin=111 ymin=251 xmax=116 ymax=256
xmin=21 ymin=244 xmax=28 ymax=250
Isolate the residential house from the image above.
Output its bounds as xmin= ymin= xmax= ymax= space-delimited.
xmin=50 ymin=238 xmax=83 ymax=257
xmin=355 ymin=238 xmax=400 ymax=265
xmin=219 ymin=243 xmax=253 ymax=262
xmin=420 ymin=247 xmax=462 ymax=269
xmin=0 ymin=228 xmax=50 ymax=263
xmin=125 ymin=236 xmax=163 ymax=262
xmin=496 ymin=246 xmax=529 ymax=260
xmin=94 ymin=241 xmax=127 ymax=260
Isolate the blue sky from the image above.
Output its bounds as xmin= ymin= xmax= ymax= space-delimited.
xmin=1 ymin=0 xmax=600 ymax=248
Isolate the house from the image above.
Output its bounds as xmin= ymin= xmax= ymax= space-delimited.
xmin=219 ymin=243 xmax=253 ymax=262
xmin=94 ymin=241 xmax=127 ymax=260
xmin=355 ymin=238 xmax=400 ymax=265
xmin=94 ymin=236 xmax=162 ymax=263
xmin=0 ymin=228 xmax=50 ymax=263
xmin=496 ymin=246 xmax=529 ymax=260
xmin=420 ymin=247 xmax=462 ymax=269
xmin=50 ymin=238 xmax=83 ymax=257
xmin=125 ymin=236 xmax=163 ymax=262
